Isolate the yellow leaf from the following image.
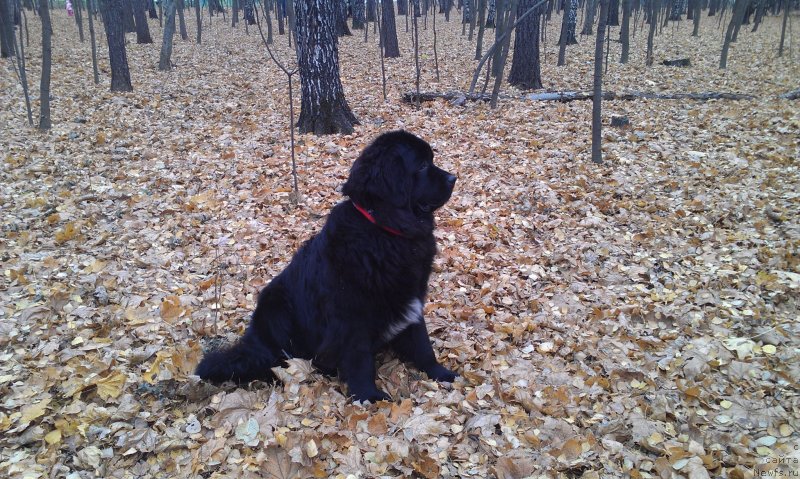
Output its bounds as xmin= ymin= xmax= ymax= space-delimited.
xmin=159 ymin=295 xmax=184 ymax=321
xmin=779 ymin=424 xmax=794 ymax=437
xmin=762 ymin=345 xmax=776 ymax=355
xmin=55 ymin=222 xmax=80 ymax=244
xmin=20 ymin=398 xmax=51 ymax=423
xmin=45 ymin=429 xmax=62 ymax=445
xmin=95 ymin=372 xmax=126 ymax=401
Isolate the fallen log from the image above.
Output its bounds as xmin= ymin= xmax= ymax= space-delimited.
xmin=780 ymin=89 xmax=800 ymax=100
xmin=403 ymin=90 xmax=763 ymax=104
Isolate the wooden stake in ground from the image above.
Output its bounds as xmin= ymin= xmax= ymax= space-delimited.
xmin=38 ymin=0 xmax=52 ymax=130
xmin=591 ymin=0 xmax=610 ymax=164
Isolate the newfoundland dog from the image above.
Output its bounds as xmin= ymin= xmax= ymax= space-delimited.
xmin=196 ymin=130 xmax=457 ymax=402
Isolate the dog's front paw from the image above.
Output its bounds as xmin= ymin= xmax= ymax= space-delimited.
xmin=426 ymin=364 xmax=457 ymax=383
xmin=352 ymin=388 xmax=392 ymax=403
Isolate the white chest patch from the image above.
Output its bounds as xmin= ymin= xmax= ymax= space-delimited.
xmin=383 ymin=298 xmax=423 ymax=341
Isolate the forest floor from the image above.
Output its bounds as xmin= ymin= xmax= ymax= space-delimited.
xmin=1 ymin=7 xmax=799 ymax=479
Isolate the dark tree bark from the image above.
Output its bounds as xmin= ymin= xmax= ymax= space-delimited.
xmin=581 ymin=0 xmax=596 ymax=35
xmin=691 ymin=0 xmax=701 ymax=35
xmin=398 ymin=0 xmax=409 ymax=15
xmin=277 ymin=0 xmax=286 ymax=35
xmin=557 ymin=0 xmax=577 ymax=47
xmin=607 ymin=0 xmax=619 ymax=25
xmin=243 ymin=0 xmax=256 ymax=25
xmin=669 ymin=0 xmax=682 ymax=20
xmin=232 ymin=0 xmax=238 ymax=27
xmin=122 ymin=0 xmax=135 ymax=32
xmin=353 ymin=0 xmax=365 ymax=29
xmin=87 ymin=0 xmax=100 ymax=84
xmin=381 ymin=0 xmax=400 ymax=57
xmin=100 ymin=0 xmax=133 ymax=91
xmin=133 ymin=0 xmax=153 ymax=43
xmin=645 ymin=0 xmax=659 ymax=65
xmin=336 ymin=0 xmax=351 ymax=35
xmin=720 ymin=0 xmax=748 ymax=68
xmin=159 ymin=0 xmax=176 ymax=70
xmin=591 ymin=0 xmax=609 ymax=163
xmin=194 ymin=0 xmax=201 ymax=43
xmin=294 ymin=0 xmax=359 ymax=134
xmin=38 ymin=0 xmax=52 ymax=129
xmin=620 ymin=0 xmax=630 ymax=62
xmin=508 ymin=0 xmax=543 ymax=90
xmin=486 ymin=0 xmax=496 ymax=25
xmin=475 ymin=0 xmax=487 ymax=58
xmin=708 ymin=0 xmax=717 ymax=15
xmin=177 ymin=0 xmax=188 ymax=40
xmin=74 ymin=0 xmax=85 ymax=42
xmin=367 ymin=0 xmax=376 ymax=22
xmin=778 ymin=0 xmax=788 ymax=57
xmin=148 ymin=0 xmax=158 ymax=18
xmin=0 ymin=0 xmax=14 ymax=57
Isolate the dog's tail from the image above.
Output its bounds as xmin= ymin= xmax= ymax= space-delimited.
xmin=195 ymin=330 xmax=279 ymax=384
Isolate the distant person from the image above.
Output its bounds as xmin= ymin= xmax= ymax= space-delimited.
xmin=66 ymin=0 xmax=74 ymax=17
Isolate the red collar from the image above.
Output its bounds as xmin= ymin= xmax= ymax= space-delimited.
xmin=352 ymin=201 xmax=405 ymax=237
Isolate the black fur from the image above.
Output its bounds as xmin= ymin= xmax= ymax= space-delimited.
xmin=195 ymin=131 xmax=457 ymax=402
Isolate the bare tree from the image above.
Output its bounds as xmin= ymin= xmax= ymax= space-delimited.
xmin=592 ymin=0 xmax=610 ymax=163
xmin=100 ymin=0 xmax=134 ymax=91
xmin=720 ymin=0 xmax=748 ymax=69
xmin=294 ymin=0 xmax=359 ymax=134
xmin=87 ymin=0 xmax=100 ymax=84
xmin=133 ymin=0 xmax=153 ymax=43
xmin=177 ymin=0 xmax=188 ymax=40
xmin=620 ymin=0 xmax=630 ymax=62
xmin=159 ymin=0 xmax=177 ymax=70
xmin=381 ymin=0 xmax=401 ymax=57
xmin=74 ymin=0 xmax=85 ymax=42
xmin=0 ymin=0 xmax=13 ymax=57
xmin=38 ymin=0 xmax=52 ymax=129
xmin=778 ymin=0 xmax=789 ymax=57
xmin=645 ymin=0 xmax=659 ymax=66
xmin=508 ymin=0 xmax=543 ymax=89
xmin=194 ymin=0 xmax=201 ymax=43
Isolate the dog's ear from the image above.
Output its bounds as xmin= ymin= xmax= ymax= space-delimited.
xmin=343 ymin=133 xmax=413 ymax=208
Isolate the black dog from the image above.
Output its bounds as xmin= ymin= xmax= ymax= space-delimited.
xmin=196 ymin=131 xmax=457 ymax=402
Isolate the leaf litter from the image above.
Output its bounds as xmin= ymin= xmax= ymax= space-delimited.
xmin=1 ymin=8 xmax=798 ymax=479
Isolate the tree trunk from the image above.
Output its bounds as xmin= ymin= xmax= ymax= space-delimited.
xmin=490 ymin=0 xmax=517 ymax=108
xmin=557 ymin=0 xmax=577 ymax=50
xmin=367 ymin=0 xmax=376 ymax=22
xmin=486 ymin=0 xmax=496 ymax=25
xmin=508 ymin=0 xmax=543 ymax=90
xmin=100 ymin=0 xmax=133 ymax=91
xmin=74 ymin=0 xmax=85 ymax=42
xmin=691 ymin=0 xmax=700 ymax=35
xmin=294 ymin=0 xmax=359 ymax=134
xmin=353 ymin=0 xmax=365 ymax=29
xmin=0 ymin=0 xmax=13 ymax=57
xmin=133 ymin=0 xmax=153 ymax=43
xmin=607 ymin=0 xmax=619 ymax=25
xmin=336 ymin=0 xmax=351 ymax=35
xmin=591 ymin=0 xmax=609 ymax=164
xmin=122 ymin=0 xmax=135 ymax=32
xmin=708 ymin=0 xmax=717 ymax=16
xmin=159 ymin=0 xmax=176 ymax=70
xmin=38 ymin=0 xmax=52 ymax=129
xmin=232 ymin=0 xmax=238 ymax=27
xmin=148 ymin=0 xmax=158 ymax=18
xmin=720 ymin=0 xmax=747 ymax=68
xmin=645 ymin=0 xmax=659 ymax=66
xmin=778 ymin=0 xmax=788 ymax=57
xmin=620 ymin=0 xmax=630 ymax=62
xmin=177 ymin=0 xmax=188 ymax=40
xmin=475 ymin=0 xmax=487 ymax=58
xmin=381 ymin=0 xmax=400 ymax=57
xmin=277 ymin=0 xmax=285 ymax=35
xmin=87 ymin=0 xmax=100 ymax=84
xmin=399 ymin=0 xmax=409 ymax=15
xmin=194 ymin=0 xmax=201 ymax=43
xmin=580 ymin=0 xmax=596 ymax=35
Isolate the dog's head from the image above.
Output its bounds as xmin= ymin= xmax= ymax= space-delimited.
xmin=343 ymin=131 xmax=456 ymax=222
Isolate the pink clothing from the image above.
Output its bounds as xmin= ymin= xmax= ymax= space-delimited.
xmin=66 ymin=0 xmax=74 ymax=16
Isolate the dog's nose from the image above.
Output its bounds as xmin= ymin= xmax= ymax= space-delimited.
xmin=446 ymin=175 xmax=457 ymax=187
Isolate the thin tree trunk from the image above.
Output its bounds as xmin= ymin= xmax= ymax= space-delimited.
xmin=591 ymin=0 xmax=609 ymax=163
xmin=13 ymin=0 xmax=33 ymax=125
xmin=0 ymin=0 xmax=13 ymax=57
xmin=620 ymin=0 xmax=630 ymax=62
xmin=232 ymin=0 xmax=238 ymax=26
xmin=691 ymin=0 xmax=700 ymax=35
xmin=177 ymin=0 xmax=187 ymax=40
xmin=581 ymin=0 xmax=595 ymax=35
xmin=194 ymin=0 xmax=201 ymax=43
xmin=778 ymin=0 xmax=788 ymax=57
xmin=490 ymin=0 xmax=517 ymax=108
xmin=645 ymin=0 xmax=659 ymax=66
xmin=475 ymin=0 xmax=486 ymax=58
xmin=720 ymin=0 xmax=747 ymax=68
xmin=159 ymin=0 xmax=176 ymax=70
xmin=74 ymin=0 xmax=85 ymax=42
xmin=38 ymin=0 xmax=52 ymax=129
xmin=87 ymin=0 xmax=99 ymax=84
xmin=508 ymin=0 xmax=543 ymax=89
